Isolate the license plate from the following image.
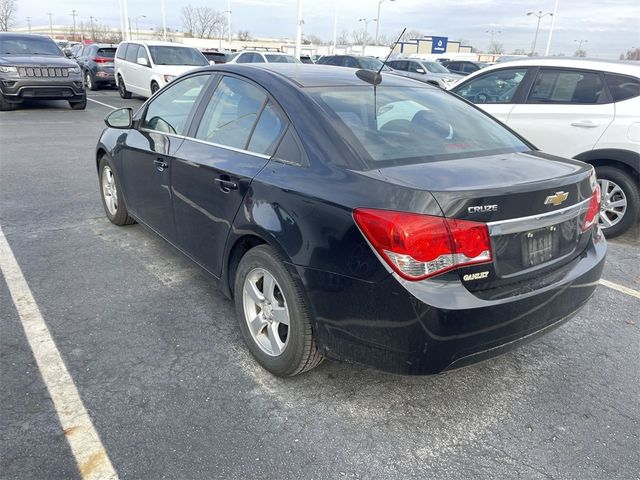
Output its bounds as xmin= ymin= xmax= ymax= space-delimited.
xmin=522 ymin=227 xmax=558 ymax=267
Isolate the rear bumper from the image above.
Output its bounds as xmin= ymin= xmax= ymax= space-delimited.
xmin=0 ymin=77 xmax=85 ymax=102
xmin=297 ymin=232 xmax=606 ymax=375
xmin=92 ymin=67 xmax=115 ymax=84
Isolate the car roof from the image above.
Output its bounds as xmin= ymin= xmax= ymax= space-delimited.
xmin=0 ymin=32 xmax=54 ymax=40
xmin=214 ymin=63 xmax=430 ymax=88
xmin=121 ymin=40 xmax=195 ymax=48
xmin=462 ymin=57 xmax=640 ymax=77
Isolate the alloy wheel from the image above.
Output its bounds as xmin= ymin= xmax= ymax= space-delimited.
xmin=242 ymin=268 xmax=290 ymax=357
xmin=598 ymin=178 xmax=627 ymax=229
xmin=85 ymin=72 xmax=92 ymax=90
xmin=102 ymin=165 xmax=118 ymax=216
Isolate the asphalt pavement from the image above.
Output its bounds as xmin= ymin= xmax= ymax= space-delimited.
xmin=1 ymin=90 xmax=639 ymax=480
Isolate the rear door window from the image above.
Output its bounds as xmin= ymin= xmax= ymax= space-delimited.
xmin=195 ymin=76 xmax=267 ymax=150
xmin=605 ymin=73 xmax=640 ymax=102
xmin=527 ymin=69 xmax=606 ymax=104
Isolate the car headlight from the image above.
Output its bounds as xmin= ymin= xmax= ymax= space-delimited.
xmin=68 ymin=66 xmax=80 ymax=74
xmin=0 ymin=66 xmax=18 ymax=74
xmin=164 ymin=75 xmax=176 ymax=83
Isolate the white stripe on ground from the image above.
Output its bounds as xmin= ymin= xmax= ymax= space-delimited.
xmin=0 ymin=226 xmax=119 ymax=480
xmin=87 ymin=97 xmax=117 ymax=110
xmin=600 ymin=279 xmax=640 ymax=299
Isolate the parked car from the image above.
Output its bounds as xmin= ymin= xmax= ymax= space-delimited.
xmin=387 ymin=58 xmax=463 ymax=87
xmin=226 ymin=51 xmax=300 ymax=64
xmin=300 ymin=55 xmax=314 ymax=64
xmin=316 ymin=55 xmax=393 ymax=71
xmin=75 ymin=43 xmax=117 ymax=90
xmin=95 ymin=64 xmax=605 ymax=376
xmin=451 ymin=58 xmax=640 ymax=237
xmin=201 ymin=50 xmax=228 ymax=64
xmin=441 ymin=60 xmax=487 ymax=76
xmin=69 ymin=43 xmax=84 ymax=59
xmin=114 ymin=41 xmax=209 ymax=98
xmin=0 ymin=32 xmax=86 ymax=111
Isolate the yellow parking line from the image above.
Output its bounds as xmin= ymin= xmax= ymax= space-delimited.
xmin=0 ymin=226 xmax=119 ymax=480
xmin=600 ymin=279 xmax=640 ymax=299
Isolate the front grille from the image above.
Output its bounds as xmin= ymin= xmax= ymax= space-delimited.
xmin=18 ymin=67 xmax=70 ymax=78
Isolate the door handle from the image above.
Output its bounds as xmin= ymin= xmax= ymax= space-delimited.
xmin=215 ymin=177 xmax=238 ymax=192
xmin=154 ymin=158 xmax=169 ymax=170
xmin=570 ymin=120 xmax=600 ymax=128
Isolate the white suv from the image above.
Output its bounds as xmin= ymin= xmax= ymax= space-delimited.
xmin=451 ymin=58 xmax=640 ymax=237
xmin=114 ymin=41 xmax=208 ymax=98
xmin=226 ymin=51 xmax=300 ymax=64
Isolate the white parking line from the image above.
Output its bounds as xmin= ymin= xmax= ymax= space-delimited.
xmin=87 ymin=97 xmax=117 ymax=110
xmin=0 ymin=226 xmax=119 ymax=480
xmin=600 ymin=279 xmax=640 ymax=299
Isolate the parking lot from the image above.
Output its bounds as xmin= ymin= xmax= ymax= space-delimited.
xmin=0 ymin=90 xmax=639 ymax=479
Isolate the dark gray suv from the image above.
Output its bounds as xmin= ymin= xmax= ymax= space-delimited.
xmin=75 ymin=43 xmax=117 ymax=90
xmin=0 ymin=33 xmax=86 ymax=111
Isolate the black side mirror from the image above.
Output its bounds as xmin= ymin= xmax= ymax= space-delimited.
xmin=105 ymin=108 xmax=133 ymax=129
xmin=64 ymin=48 xmax=73 ymax=58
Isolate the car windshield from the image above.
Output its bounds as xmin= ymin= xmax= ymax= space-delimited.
xmin=265 ymin=54 xmax=299 ymax=63
xmin=147 ymin=46 xmax=208 ymax=66
xmin=423 ymin=61 xmax=450 ymax=74
xmin=308 ymin=85 xmax=528 ymax=167
xmin=0 ymin=36 xmax=62 ymax=56
xmin=358 ymin=57 xmax=392 ymax=71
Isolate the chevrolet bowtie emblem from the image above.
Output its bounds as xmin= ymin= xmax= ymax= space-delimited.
xmin=544 ymin=191 xmax=569 ymax=206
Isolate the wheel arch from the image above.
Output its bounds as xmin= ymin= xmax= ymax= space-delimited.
xmin=574 ymin=149 xmax=640 ymax=184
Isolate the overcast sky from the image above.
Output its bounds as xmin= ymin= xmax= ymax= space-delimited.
xmin=15 ymin=0 xmax=640 ymax=58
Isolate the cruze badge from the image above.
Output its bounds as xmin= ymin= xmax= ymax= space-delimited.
xmin=544 ymin=191 xmax=569 ymax=206
xmin=463 ymin=271 xmax=489 ymax=281
xmin=468 ymin=205 xmax=497 ymax=213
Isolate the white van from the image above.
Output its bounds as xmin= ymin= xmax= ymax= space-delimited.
xmin=114 ymin=41 xmax=209 ymax=98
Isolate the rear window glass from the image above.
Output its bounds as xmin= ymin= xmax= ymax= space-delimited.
xmin=308 ymin=86 xmax=528 ymax=167
xmin=605 ymin=73 xmax=640 ymax=102
xmin=97 ymin=48 xmax=116 ymax=58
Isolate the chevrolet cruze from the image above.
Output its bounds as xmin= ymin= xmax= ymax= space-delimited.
xmin=95 ymin=64 xmax=606 ymax=376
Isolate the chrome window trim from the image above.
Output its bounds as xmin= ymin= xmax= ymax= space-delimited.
xmin=487 ymin=197 xmax=591 ymax=236
xmin=139 ymin=128 xmax=187 ymax=141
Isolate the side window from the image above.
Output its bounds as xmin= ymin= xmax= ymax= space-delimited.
xmin=116 ymin=43 xmax=128 ymax=60
xmin=273 ymin=128 xmax=306 ymax=166
xmin=605 ymin=73 xmax=640 ymax=102
xmin=528 ymin=69 xmax=605 ymax=104
xmin=408 ymin=62 xmax=422 ymax=73
xmin=247 ymin=101 xmax=287 ymax=155
xmin=137 ymin=45 xmax=150 ymax=65
xmin=324 ymin=57 xmax=339 ymax=66
xmin=141 ymin=75 xmax=209 ymax=135
xmin=454 ymin=68 xmax=528 ymax=104
xmin=235 ymin=53 xmax=251 ymax=63
xmin=195 ymin=76 xmax=267 ymax=150
xmin=252 ymin=53 xmax=266 ymax=63
xmin=463 ymin=63 xmax=479 ymax=73
xmin=345 ymin=57 xmax=359 ymax=68
xmin=125 ymin=43 xmax=139 ymax=63
xmin=446 ymin=62 xmax=460 ymax=71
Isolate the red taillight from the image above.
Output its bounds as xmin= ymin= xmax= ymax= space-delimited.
xmin=93 ymin=57 xmax=111 ymax=63
xmin=353 ymin=209 xmax=492 ymax=281
xmin=582 ymin=184 xmax=601 ymax=231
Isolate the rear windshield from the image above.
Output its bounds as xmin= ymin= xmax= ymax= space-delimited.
xmin=0 ymin=36 xmax=62 ymax=56
xmin=148 ymin=46 xmax=208 ymax=66
xmin=264 ymin=54 xmax=299 ymax=63
xmin=308 ymin=85 xmax=528 ymax=167
xmin=97 ymin=48 xmax=116 ymax=58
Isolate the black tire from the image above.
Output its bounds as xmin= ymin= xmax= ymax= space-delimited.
xmin=118 ymin=75 xmax=132 ymax=99
xmin=596 ymin=165 xmax=639 ymax=238
xmin=85 ymin=70 xmax=98 ymax=91
xmin=98 ymin=156 xmax=135 ymax=226
xmin=69 ymin=96 xmax=87 ymax=110
xmin=0 ymin=93 xmax=17 ymax=111
xmin=234 ymin=245 xmax=323 ymax=377
xmin=151 ymin=81 xmax=159 ymax=95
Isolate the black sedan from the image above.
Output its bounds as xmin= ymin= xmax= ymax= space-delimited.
xmin=95 ymin=64 xmax=606 ymax=376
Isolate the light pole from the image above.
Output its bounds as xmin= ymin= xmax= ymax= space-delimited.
xmin=485 ymin=29 xmax=501 ymax=52
xmin=359 ymin=18 xmax=376 ymax=55
xmin=527 ymin=10 xmax=552 ymax=56
xmin=294 ymin=0 xmax=303 ymax=59
xmin=375 ymin=0 xmax=395 ymax=46
xmin=161 ymin=0 xmax=167 ymax=40
xmin=70 ymin=10 xmax=78 ymax=41
xmin=135 ymin=15 xmax=146 ymax=39
xmin=89 ymin=16 xmax=98 ymax=40
xmin=226 ymin=0 xmax=232 ymax=44
xmin=46 ymin=12 xmax=54 ymax=37
xmin=331 ymin=0 xmax=338 ymax=54
xmin=544 ymin=0 xmax=559 ymax=55
xmin=26 ymin=16 xmax=31 ymax=33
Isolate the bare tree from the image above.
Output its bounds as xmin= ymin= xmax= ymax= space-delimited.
xmin=376 ymin=33 xmax=393 ymax=46
xmin=621 ymin=47 xmax=640 ymax=60
xmin=236 ymin=30 xmax=251 ymax=41
xmin=574 ymin=49 xmax=587 ymax=57
xmin=337 ymin=29 xmax=350 ymax=45
xmin=403 ymin=29 xmax=424 ymax=41
xmin=93 ymin=24 xmax=122 ymax=44
xmin=304 ymin=34 xmax=323 ymax=45
xmin=181 ymin=5 xmax=196 ymax=37
xmin=181 ymin=4 xmax=226 ymax=39
xmin=488 ymin=41 xmax=504 ymax=54
xmin=510 ymin=48 xmax=528 ymax=55
xmin=351 ymin=28 xmax=372 ymax=46
xmin=0 ymin=0 xmax=17 ymax=31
